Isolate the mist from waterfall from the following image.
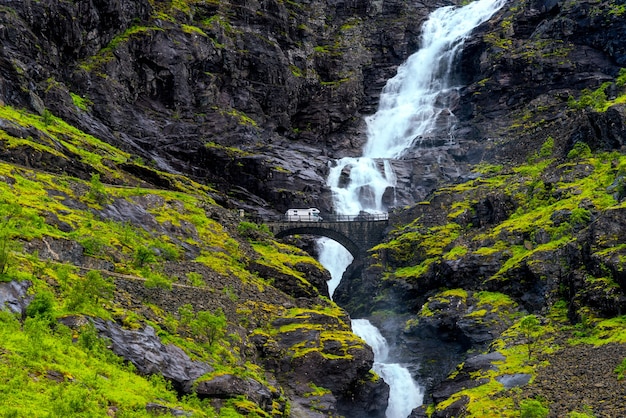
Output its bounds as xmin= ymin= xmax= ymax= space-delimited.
xmin=317 ymin=0 xmax=506 ymax=417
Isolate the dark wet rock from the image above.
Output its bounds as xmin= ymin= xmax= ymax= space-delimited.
xmin=428 ymin=351 xmax=506 ymax=409
xmin=248 ymin=260 xmax=330 ymax=299
xmin=464 ymin=352 xmax=506 ymax=373
xmin=496 ymin=373 xmax=532 ymax=388
xmin=0 ymin=0 xmax=435 ymax=212
xmin=336 ymin=375 xmax=389 ymax=418
xmin=24 ymin=236 xmax=115 ymax=272
xmin=252 ymin=309 xmax=387 ymax=417
xmin=195 ymin=374 xmax=273 ymax=412
xmin=432 ymin=375 xmax=488 ymax=405
xmin=91 ymin=318 xmax=212 ymax=394
xmin=458 ymin=0 xmax=626 ymax=166
xmin=431 ymin=395 xmax=470 ymax=418
xmin=145 ymin=403 xmax=192 ymax=417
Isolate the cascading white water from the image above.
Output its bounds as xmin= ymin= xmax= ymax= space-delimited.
xmin=364 ymin=0 xmax=508 ymax=158
xmin=318 ymin=0 xmax=506 ymax=416
xmin=318 ymin=237 xmax=353 ymax=297
xmin=352 ymin=319 xmax=424 ymax=418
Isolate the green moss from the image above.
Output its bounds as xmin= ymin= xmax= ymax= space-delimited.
xmin=443 ymin=245 xmax=468 ymax=260
xmin=70 ymin=92 xmax=93 ymax=111
xmin=205 ymin=141 xmax=253 ymax=157
xmin=251 ymin=240 xmax=325 ymax=284
xmin=568 ymin=315 xmax=626 ymax=345
xmin=289 ymin=65 xmax=303 ymax=77
xmin=0 ymin=105 xmax=131 ymax=178
xmin=181 ymin=24 xmax=208 ymax=37
xmin=223 ymin=109 xmax=258 ymax=127
xmin=79 ymin=25 xmax=161 ymax=72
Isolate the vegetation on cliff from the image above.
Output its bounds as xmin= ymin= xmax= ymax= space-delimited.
xmin=367 ymin=98 xmax=626 ymax=417
xmin=0 ymin=102 xmax=379 ymax=416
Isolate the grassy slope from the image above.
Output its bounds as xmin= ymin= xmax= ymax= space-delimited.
xmin=374 ymin=139 xmax=626 ymax=415
xmin=0 ymin=103 xmax=341 ymax=417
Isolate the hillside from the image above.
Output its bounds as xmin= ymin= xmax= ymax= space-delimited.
xmin=0 ymin=104 xmax=388 ymax=416
xmin=1 ymin=0 xmax=626 ymax=417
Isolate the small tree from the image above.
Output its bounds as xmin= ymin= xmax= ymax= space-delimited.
xmin=178 ymin=304 xmax=227 ymax=347
xmin=133 ymin=246 xmax=155 ymax=267
xmin=66 ymin=270 xmax=114 ymax=311
xmin=87 ymin=173 xmax=108 ymax=205
xmin=520 ymin=315 xmax=540 ymax=361
xmin=192 ymin=308 xmax=227 ymax=347
xmin=0 ymin=203 xmax=21 ymax=276
xmin=26 ymin=291 xmax=56 ymax=321
xmin=0 ymin=232 xmax=11 ymax=276
xmin=143 ymin=271 xmax=172 ymax=290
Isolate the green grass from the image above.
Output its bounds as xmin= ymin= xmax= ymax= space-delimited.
xmin=0 ymin=102 xmax=345 ymax=416
xmin=0 ymin=312 xmax=205 ymax=417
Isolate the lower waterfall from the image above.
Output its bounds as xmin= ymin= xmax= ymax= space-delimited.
xmin=352 ymin=319 xmax=424 ymax=418
xmin=317 ymin=238 xmax=352 ymax=298
xmin=318 ymin=237 xmax=422 ymax=417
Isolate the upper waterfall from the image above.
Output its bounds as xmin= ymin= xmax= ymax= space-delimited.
xmin=363 ymin=0 xmax=507 ymax=159
xmin=327 ymin=0 xmax=506 ymax=217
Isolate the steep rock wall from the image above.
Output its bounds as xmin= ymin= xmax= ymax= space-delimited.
xmin=0 ymin=0 xmax=438 ymax=214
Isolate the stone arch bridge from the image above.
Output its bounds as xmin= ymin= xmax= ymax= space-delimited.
xmin=265 ymin=214 xmax=389 ymax=259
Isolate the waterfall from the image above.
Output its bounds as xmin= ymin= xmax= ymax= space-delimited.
xmin=317 ymin=0 xmax=506 ymax=416
xmin=364 ymin=0 xmax=508 ymax=158
xmin=318 ymin=238 xmax=353 ymax=297
xmin=352 ymin=319 xmax=424 ymax=418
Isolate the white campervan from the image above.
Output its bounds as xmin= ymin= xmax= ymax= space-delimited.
xmin=285 ymin=208 xmax=323 ymax=222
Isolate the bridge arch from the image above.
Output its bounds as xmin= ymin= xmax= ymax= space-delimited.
xmin=273 ymin=226 xmax=360 ymax=259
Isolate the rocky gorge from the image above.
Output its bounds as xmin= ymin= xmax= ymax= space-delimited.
xmin=1 ymin=0 xmax=626 ymax=417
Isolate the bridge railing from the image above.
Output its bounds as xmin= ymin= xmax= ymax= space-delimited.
xmin=263 ymin=213 xmax=389 ymax=222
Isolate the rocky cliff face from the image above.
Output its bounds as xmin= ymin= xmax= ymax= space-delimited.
xmin=3 ymin=0 xmax=626 ymax=416
xmin=0 ymin=0 xmax=437 ymax=215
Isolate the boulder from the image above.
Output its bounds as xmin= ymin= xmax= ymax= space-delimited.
xmin=0 ymin=280 xmax=31 ymax=316
xmin=195 ymin=374 xmax=273 ymax=412
xmin=91 ymin=318 xmax=212 ymax=394
xmin=252 ymin=309 xmax=388 ymax=417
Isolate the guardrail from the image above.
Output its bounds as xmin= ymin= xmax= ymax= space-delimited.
xmin=263 ymin=213 xmax=389 ymax=222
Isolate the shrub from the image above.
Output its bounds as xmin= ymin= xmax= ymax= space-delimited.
xmin=237 ymin=221 xmax=270 ymax=240
xmin=87 ymin=173 xmax=108 ymax=205
xmin=80 ymin=236 xmax=105 ymax=257
xmin=25 ymin=290 xmax=55 ymax=321
xmin=615 ymin=358 xmax=626 ymax=380
xmin=570 ymin=207 xmax=591 ymax=229
xmin=186 ymin=271 xmax=204 ymax=287
xmin=567 ymin=142 xmax=592 ymax=160
xmin=538 ymin=136 xmax=554 ymax=158
xmin=66 ymin=270 xmax=114 ymax=311
xmin=520 ymin=398 xmax=549 ymax=418
xmin=153 ymin=241 xmax=180 ymax=261
xmin=567 ymin=407 xmax=597 ymax=417
xmin=0 ymin=233 xmax=11 ymax=277
xmin=133 ymin=246 xmax=156 ymax=267
xmin=144 ymin=272 xmax=172 ymax=290
xmin=41 ymin=109 xmax=54 ymax=126
xmin=0 ymin=203 xmax=21 ymax=276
